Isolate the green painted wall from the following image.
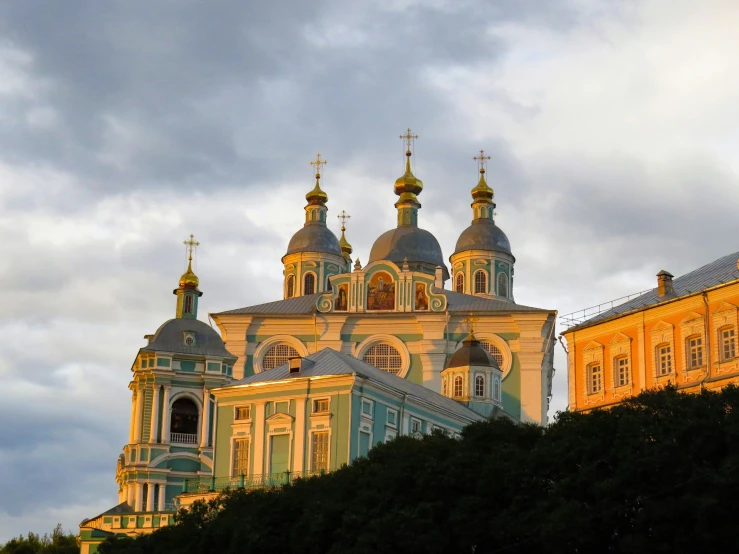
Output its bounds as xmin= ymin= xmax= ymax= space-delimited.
xmin=502 ymin=354 xmax=521 ymax=419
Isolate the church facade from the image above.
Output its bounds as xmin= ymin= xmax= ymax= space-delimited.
xmin=79 ymin=133 xmax=556 ymax=553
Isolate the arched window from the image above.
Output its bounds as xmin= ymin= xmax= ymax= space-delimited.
xmin=142 ymin=483 xmax=149 ymax=511
xmin=587 ymin=363 xmax=602 ymax=394
xmin=474 ymin=271 xmax=487 ymax=294
xmin=170 ymin=398 xmax=199 ymax=443
xmin=494 ymin=377 xmax=500 ymax=401
xmin=497 ymin=273 xmax=508 ymax=298
xmin=304 ymin=273 xmax=315 ymax=295
xmin=455 ymin=273 xmax=464 ymax=293
xmin=478 ymin=341 xmax=504 ymax=369
xmin=153 ymin=484 xmax=160 ymax=511
xmin=263 ymin=343 xmax=299 ymax=370
xmin=362 ymin=343 xmax=402 ymax=375
xmin=286 ymin=275 xmax=294 ymax=298
xmin=614 ymin=355 xmax=630 ymax=387
xmin=475 ymin=375 xmax=485 ymax=397
xmin=183 ymin=294 xmax=193 ymax=314
xmin=453 ymin=375 xmax=463 ymax=398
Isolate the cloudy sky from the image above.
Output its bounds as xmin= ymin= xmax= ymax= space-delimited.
xmin=1 ymin=0 xmax=738 ymax=541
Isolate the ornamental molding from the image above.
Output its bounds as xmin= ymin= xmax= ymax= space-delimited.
xmin=253 ymin=335 xmax=309 ymax=374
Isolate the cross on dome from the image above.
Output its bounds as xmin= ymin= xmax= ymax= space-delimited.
xmin=399 ymin=127 xmax=418 ymax=153
xmin=309 ymin=153 xmax=327 ymax=178
xmin=183 ymin=234 xmax=200 ymax=262
xmin=473 ymin=149 xmax=491 ymax=174
xmin=337 ymin=210 xmax=351 ymax=231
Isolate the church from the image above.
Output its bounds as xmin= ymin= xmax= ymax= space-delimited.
xmin=78 ymin=131 xmax=556 ymax=552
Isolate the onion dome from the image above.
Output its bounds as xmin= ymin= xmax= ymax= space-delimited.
xmin=179 ymin=259 xmax=199 ymax=288
xmin=394 ymin=150 xmax=424 ymax=200
xmin=339 ymin=228 xmax=352 ymax=261
xmin=447 ymin=332 xmax=499 ymax=369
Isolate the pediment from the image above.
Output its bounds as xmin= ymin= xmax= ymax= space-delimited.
xmin=583 ymin=340 xmax=603 ymax=351
xmin=715 ymin=302 xmax=738 ymax=314
xmin=266 ymin=412 xmax=294 ymax=425
xmin=652 ymin=320 xmax=673 ymax=332
xmin=681 ymin=311 xmax=704 ymax=324
xmin=610 ymin=332 xmax=631 ymax=344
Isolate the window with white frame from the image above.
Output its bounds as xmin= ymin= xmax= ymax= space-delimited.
xmin=362 ymin=343 xmax=402 ymax=375
xmin=386 ymin=409 xmax=398 ymax=428
xmin=686 ymin=335 xmax=704 ymax=368
xmin=494 ymin=377 xmax=500 ymax=401
xmin=455 ymin=273 xmax=464 ymax=293
xmin=361 ymin=399 xmax=373 ymax=418
xmin=614 ymin=356 xmax=630 ymax=387
xmin=411 ymin=418 xmax=422 ymax=434
xmin=232 ymin=438 xmax=249 ymax=477
xmin=721 ymin=327 xmax=736 ymax=361
xmin=474 ymin=271 xmax=487 ymax=294
xmin=311 ymin=431 xmax=329 ymax=473
xmin=656 ymin=344 xmax=672 ymax=376
xmin=313 ymin=398 xmax=329 ymax=413
xmin=453 ymin=375 xmax=463 ymax=398
xmin=497 ymin=272 xmax=508 ymax=298
xmin=478 ymin=341 xmax=504 ymax=369
xmin=588 ymin=363 xmax=602 ymax=394
xmin=475 ymin=375 xmax=485 ymax=397
xmin=235 ymin=406 xmax=251 ymax=420
xmin=263 ymin=343 xmax=299 ymax=370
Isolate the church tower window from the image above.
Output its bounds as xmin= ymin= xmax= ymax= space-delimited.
xmin=286 ymin=275 xmax=294 ymax=298
xmin=478 ymin=341 xmax=504 ymax=369
xmin=474 ymin=271 xmax=487 ymax=294
xmin=263 ymin=343 xmax=299 ymax=370
xmin=453 ymin=375 xmax=463 ymax=398
xmin=183 ymin=294 xmax=193 ymax=315
xmin=362 ymin=344 xmax=402 ymax=375
xmin=497 ymin=272 xmax=508 ymax=298
xmin=455 ymin=273 xmax=464 ymax=293
xmin=170 ymin=398 xmax=199 ymax=444
xmin=304 ymin=273 xmax=316 ymax=295
xmin=475 ymin=375 xmax=485 ymax=397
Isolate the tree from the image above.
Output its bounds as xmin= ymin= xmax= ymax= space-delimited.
xmin=99 ymin=386 xmax=739 ymax=554
xmin=1 ymin=525 xmax=77 ymax=554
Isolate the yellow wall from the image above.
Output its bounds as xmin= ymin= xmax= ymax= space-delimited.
xmin=563 ymin=280 xmax=739 ymax=411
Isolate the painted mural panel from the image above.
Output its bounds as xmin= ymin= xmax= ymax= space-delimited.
xmin=335 ymin=283 xmax=348 ymax=311
xmin=415 ymin=282 xmax=429 ymax=311
xmin=367 ymin=271 xmax=395 ymax=311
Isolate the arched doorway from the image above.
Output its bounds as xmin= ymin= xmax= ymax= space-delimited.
xmin=170 ymin=397 xmax=199 ymax=444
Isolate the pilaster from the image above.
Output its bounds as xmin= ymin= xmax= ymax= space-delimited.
xmin=253 ymin=402 xmax=266 ymax=475
xmin=149 ymin=385 xmax=160 ymax=444
xmin=293 ymin=398 xmax=306 ymax=473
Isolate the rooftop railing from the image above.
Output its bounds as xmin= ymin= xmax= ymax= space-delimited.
xmin=170 ymin=432 xmax=198 ymax=445
xmin=181 ymin=471 xmax=326 ymax=495
xmin=559 ymin=288 xmax=652 ymax=330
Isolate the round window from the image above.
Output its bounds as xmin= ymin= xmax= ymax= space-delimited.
xmin=362 ymin=344 xmax=402 ymax=375
xmin=263 ymin=343 xmax=299 ymax=370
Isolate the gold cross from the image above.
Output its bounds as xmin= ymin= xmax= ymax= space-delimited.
xmin=183 ymin=234 xmax=199 ymax=262
xmin=462 ymin=314 xmax=480 ymax=334
xmin=337 ymin=210 xmax=351 ymax=230
xmin=473 ymin=149 xmax=491 ymax=173
xmin=309 ymin=153 xmax=327 ymax=177
xmin=399 ymin=128 xmax=418 ymax=152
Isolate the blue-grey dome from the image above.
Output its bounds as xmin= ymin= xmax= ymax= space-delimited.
xmin=142 ymin=318 xmax=235 ymax=359
xmin=369 ymin=226 xmax=450 ymax=280
xmin=453 ymin=220 xmax=513 ymax=258
xmin=286 ymin=224 xmax=342 ymax=257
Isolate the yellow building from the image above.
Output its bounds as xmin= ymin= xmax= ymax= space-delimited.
xmin=561 ymin=252 xmax=739 ymax=412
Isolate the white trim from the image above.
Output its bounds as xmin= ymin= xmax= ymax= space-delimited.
xmin=473 ymin=269 xmax=488 ymax=295
xmin=253 ymin=335 xmax=310 ymax=374
xmin=302 ymin=270 xmax=318 ymax=295
xmin=353 ymin=335 xmax=411 ymax=378
xmin=386 ymin=407 xmax=398 ymax=429
xmin=360 ymin=398 xmax=374 ymax=419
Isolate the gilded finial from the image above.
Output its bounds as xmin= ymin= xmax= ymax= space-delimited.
xmin=462 ymin=314 xmax=480 ymax=339
xmin=337 ymin=210 xmax=353 ymax=260
xmin=473 ymin=149 xmax=491 ymax=175
xmin=306 ymin=153 xmax=329 ymax=205
xmin=180 ymin=234 xmax=200 ymax=288
xmin=399 ymin=127 xmax=418 ymax=153
xmin=394 ymin=128 xmax=423 ymax=198
xmin=337 ymin=210 xmax=351 ymax=231
xmin=354 ymin=258 xmax=362 ymax=271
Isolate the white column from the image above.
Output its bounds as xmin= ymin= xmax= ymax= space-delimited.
xmin=146 ymin=483 xmax=155 ymax=512
xmin=253 ymin=402 xmax=266 ymax=475
xmin=126 ymin=483 xmax=135 ymax=506
xmin=293 ymin=398 xmax=306 ymax=473
xmin=129 ymin=391 xmax=137 ymax=444
xmin=158 ymin=483 xmax=167 ymax=511
xmin=133 ymin=387 xmax=144 ymax=443
xmin=200 ymin=389 xmax=210 ymax=448
xmin=134 ymin=484 xmax=143 ymax=512
xmin=161 ymin=386 xmax=171 ymax=444
xmin=149 ymin=385 xmax=161 ymax=444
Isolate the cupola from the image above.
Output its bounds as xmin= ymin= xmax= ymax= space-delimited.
xmin=174 ymin=234 xmax=203 ymax=319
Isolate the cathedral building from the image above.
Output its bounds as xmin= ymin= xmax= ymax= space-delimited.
xmin=79 ymin=132 xmax=556 ymax=553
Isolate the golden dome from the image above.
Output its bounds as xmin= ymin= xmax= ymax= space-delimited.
xmin=179 ymin=260 xmax=199 ymax=288
xmin=306 ymin=175 xmax=328 ymax=205
xmin=339 ymin=227 xmax=353 ymax=260
xmin=394 ymin=151 xmax=424 ymax=197
xmin=471 ymin=169 xmax=494 ymax=201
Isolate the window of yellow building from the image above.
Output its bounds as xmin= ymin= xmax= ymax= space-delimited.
xmin=721 ymin=327 xmax=736 ymax=361
xmin=587 ymin=363 xmax=602 ymax=394
xmin=687 ymin=335 xmax=704 ymax=368
xmin=614 ymin=356 xmax=630 ymax=387
xmin=656 ymin=344 xmax=672 ymax=376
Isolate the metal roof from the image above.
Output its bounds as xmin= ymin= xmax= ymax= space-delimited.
xmin=285 ymin=223 xmax=342 ymax=257
xmin=566 ymin=251 xmax=739 ymax=332
xmin=214 ymin=294 xmax=323 ymax=315
xmin=439 ymin=289 xmax=551 ymax=313
xmin=141 ymin=318 xmax=236 ymax=358
xmin=453 ymin=219 xmax=513 ymax=258
xmin=227 ymin=348 xmax=483 ymax=423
